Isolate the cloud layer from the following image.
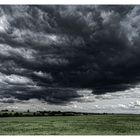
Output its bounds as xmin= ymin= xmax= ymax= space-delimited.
xmin=2 ymin=85 xmax=140 ymax=114
xmin=0 ymin=5 xmax=140 ymax=109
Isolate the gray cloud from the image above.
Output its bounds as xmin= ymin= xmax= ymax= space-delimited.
xmin=0 ymin=5 xmax=140 ymax=106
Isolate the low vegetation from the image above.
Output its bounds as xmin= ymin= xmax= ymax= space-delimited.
xmin=0 ymin=113 xmax=140 ymax=135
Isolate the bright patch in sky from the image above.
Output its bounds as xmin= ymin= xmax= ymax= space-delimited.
xmin=0 ymin=15 xmax=8 ymax=32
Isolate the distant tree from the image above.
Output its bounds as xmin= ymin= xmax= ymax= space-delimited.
xmin=27 ymin=109 xmax=30 ymax=113
xmin=103 ymin=113 xmax=107 ymax=115
xmin=19 ymin=112 xmax=23 ymax=116
xmin=48 ymin=111 xmax=54 ymax=116
xmin=14 ymin=112 xmax=20 ymax=117
xmin=1 ymin=113 xmax=9 ymax=117
xmin=1 ymin=109 xmax=8 ymax=112
xmin=62 ymin=112 xmax=66 ymax=116
xmin=8 ymin=112 xmax=13 ymax=117
xmin=58 ymin=111 xmax=61 ymax=113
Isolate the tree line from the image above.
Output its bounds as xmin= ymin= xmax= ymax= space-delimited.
xmin=0 ymin=110 xmax=109 ymax=117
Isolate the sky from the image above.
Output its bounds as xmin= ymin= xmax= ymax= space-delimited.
xmin=0 ymin=5 xmax=140 ymax=113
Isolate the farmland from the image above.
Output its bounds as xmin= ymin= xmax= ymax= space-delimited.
xmin=0 ymin=114 xmax=140 ymax=135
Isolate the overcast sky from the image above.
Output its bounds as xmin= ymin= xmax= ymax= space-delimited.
xmin=0 ymin=5 xmax=140 ymax=113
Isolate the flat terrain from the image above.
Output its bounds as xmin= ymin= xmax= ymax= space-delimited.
xmin=0 ymin=115 xmax=140 ymax=135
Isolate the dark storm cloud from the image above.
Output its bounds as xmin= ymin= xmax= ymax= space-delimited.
xmin=0 ymin=5 xmax=140 ymax=104
xmin=0 ymin=85 xmax=81 ymax=104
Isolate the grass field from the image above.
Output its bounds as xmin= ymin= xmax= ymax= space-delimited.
xmin=1 ymin=115 xmax=140 ymax=135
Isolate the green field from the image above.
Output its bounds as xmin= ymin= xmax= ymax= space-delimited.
xmin=0 ymin=115 xmax=140 ymax=135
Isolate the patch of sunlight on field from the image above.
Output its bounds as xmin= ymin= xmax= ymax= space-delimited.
xmin=1 ymin=115 xmax=140 ymax=135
